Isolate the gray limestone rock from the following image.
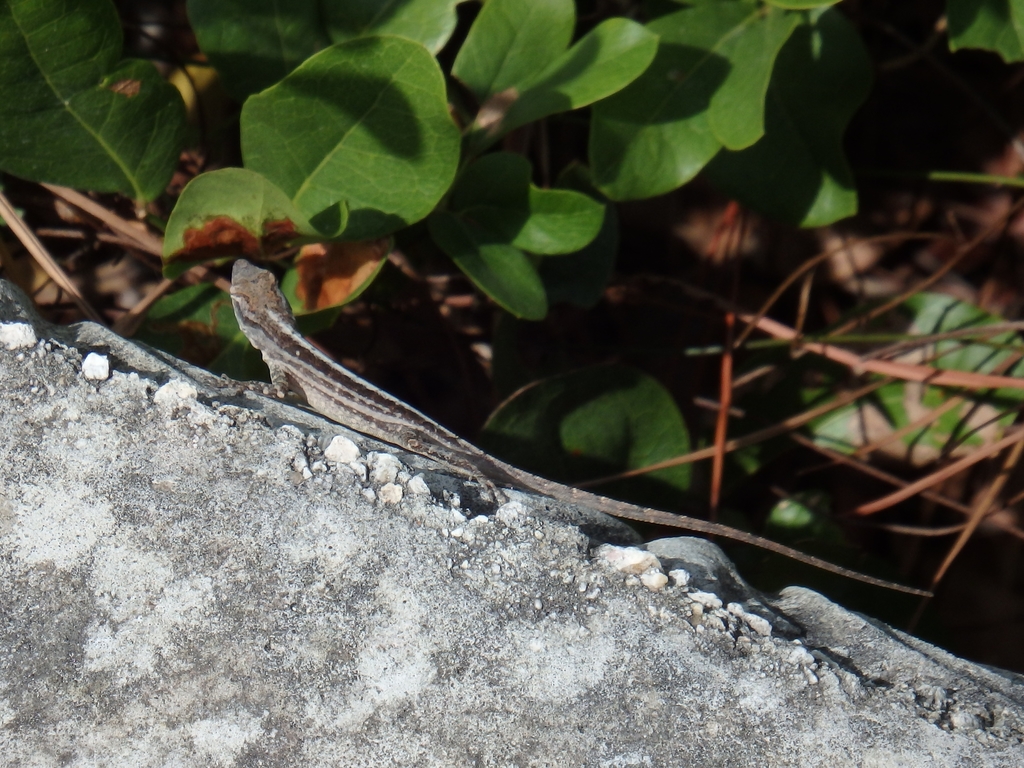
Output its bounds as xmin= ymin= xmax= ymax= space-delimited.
xmin=1 ymin=277 xmax=1022 ymax=766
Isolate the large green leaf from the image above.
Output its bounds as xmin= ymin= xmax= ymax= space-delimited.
xmin=538 ymin=164 xmax=619 ymax=309
xmin=947 ymin=0 xmax=1024 ymax=62
xmin=162 ymin=168 xmax=325 ymax=279
xmin=481 ymin=365 xmax=692 ymax=506
xmin=765 ymin=0 xmax=841 ymax=8
xmin=187 ymin=0 xmax=329 ymax=101
xmin=241 ymin=35 xmax=460 ymax=240
xmin=323 ymin=0 xmax=458 ymax=54
xmin=493 ymin=18 xmax=658 ymax=137
xmin=451 ymin=153 xmax=604 ymax=255
xmin=704 ymin=8 xmax=871 ymax=227
xmin=452 ymin=0 xmax=575 ymax=103
xmin=707 ymin=6 xmax=799 ymax=150
xmin=427 ymin=212 xmax=547 ymax=320
xmin=189 ymin=0 xmax=458 ymax=101
xmin=0 ymin=0 xmax=185 ymax=200
xmin=589 ymin=3 xmax=754 ymax=200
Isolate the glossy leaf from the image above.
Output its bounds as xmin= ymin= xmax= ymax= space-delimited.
xmin=947 ymin=0 xmax=1024 ymax=62
xmin=427 ymin=212 xmax=547 ymax=320
xmin=242 ymin=36 xmax=460 ymax=240
xmin=539 ymin=165 xmax=619 ymax=308
xmin=189 ymin=0 xmax=459 ymax=101
xmin=451 ymin=153 xmax=605 ymax=255
xmin=590 ymin=4 xmax=752 ymax=200
xmin=481 ymin=365 xmax=692 ymax=505
xmin=0 ymin=0 xmax=185 ymax=200
xmin=163 ymin=168 xmax=324 ymax=279
xmin=707 ymin=7 xmax=799 ymax=150
xmin=187 ymin=0 xmax=328 ymax=100
xmin=493 ymin=18 xmax=659 ymax=137
xmin=324 ymin=0 xmax=458 ymax=54
xmin=704 ymin=9 xmax=871 ymax=227
xmin=765 ymin=0 xmax=841 ymax=8
xmin=452 ymin=0 xmax=575 ymax=103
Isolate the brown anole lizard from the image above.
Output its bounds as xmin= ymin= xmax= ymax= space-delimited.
xmin=229 ymin=259 xmax=930 ymax=597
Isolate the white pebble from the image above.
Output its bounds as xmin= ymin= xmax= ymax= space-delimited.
xmin=81 ymin=352 xmax=110 ymax=381
xmin=0 ymin=322 xmax=36 ymax=349
xmin=154 ymin=379 xmax=198 ymax=407
xmin=368 ymin=453 xmax=403 ymax=484
xmin=325 ymin=435 xmax=360 ymax=463
xmin=407 ymin=474 xmax=431 ymax=496
xmin=743 ymin=614 xmax=772 ymax=637
xmin=595 ymin=544 xmax=661 ymax=575
xmin=640 ymin=570 xmax=668 ymax=591
xmin=379 ymin=483 xmax=403 ymax=505
xmin=668 ymin=568 xmax=691 ymax=588
xmin=688 ymin=590 xmax=723 ymax=610
xmin=788 ymin=646 xmax=815 ymax=668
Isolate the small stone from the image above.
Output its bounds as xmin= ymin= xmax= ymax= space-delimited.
xmin=668 ymin=568 xmax=691 ymax=588
xmin=595 ymin=544 xmax=661 ymax=575
xmin=743 ymin=613 xmax=772 ymax=637
xmin=324 ymin=435 xmax=360 ymax=464
xmin=368 ymin=453 xmax=402 ymax=484
xmin=0 ymin=322 xmax=36 ymax=350
xmin=640 ymin=570 xmax=669 ymax=591
xmin=407 ymin=474 xmax=431 ymax=496
xmin=688 ymin=591 xmax=723 ymax=610
xmin=379 ymin=483 xmax=403 ymax=505
xmin=81 ymin=352 xmax=110 ymax=381
xmin=154 ymin=379 xmax=198 ymax=407
xmin=788 ymin=646 xmax=815 ymax=668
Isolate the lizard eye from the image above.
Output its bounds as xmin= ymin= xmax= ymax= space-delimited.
xmin=407 ymin=438 xmax=421 ymax=450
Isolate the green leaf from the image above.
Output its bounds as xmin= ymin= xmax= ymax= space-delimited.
xmin=704 ymin=8 xmax=872 ymax=226
xmin=452 ymin=153 xmax=605 ymax=255
xmin=765 ymin=0 xmax=841 ymax=8
xmin=241 ymin=35 xmax=460 ymax=240
xmin=538 ymin=164 xmax=619 ymax=308
xmin=948 ymin=0 xmax=1024 ymax=62
xmin=590 ymin=3 xmax=752 ymax=200
xmin=162 ymin=168 xmax=324 ymax=279
xmin=323 ymin=0 xmax=458 ymax=54
xmin=0 ymin=0 xmax=185 ymax=200
xmin=189 ymin=0 xmax=459 ymax=101
xmin=481 ymin=365 xmax=691 ymax=506
xmin=187 ymin=0 xmax=329 ymax=101
xmin=707 ymin=7 xmax=800 ymax=150
xmin=452 ymin=0 xmax=575 ymax=103
xmin=494 ymin=18 xmax=659 ymax=137
xmin=427 ymin=212 xmax=547 ymax=320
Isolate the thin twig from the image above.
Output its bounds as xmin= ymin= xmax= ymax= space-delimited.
xmin=0 ymin=190 xmax=104 ymax=323
xmin=929 ymin=434 xmax=1024 ymax=588
xmin=579 ymin=380 xmax=891 ymax=487
xmin=856 ymin=428 xmax=1024 ymax=515
xmin=828 ymin=195 xmax=1024 ymax=338
xmin=41 ymin=183 xmax=165 ymax=257
xmin=734 ymin=232 xmax=940 ymax=347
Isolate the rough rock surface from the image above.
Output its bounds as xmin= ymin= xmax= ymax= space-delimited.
xmin=1 ymin=278 xmax=1022 ymax=766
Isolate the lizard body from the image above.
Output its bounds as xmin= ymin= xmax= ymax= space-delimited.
xmin=229 ymin=259 xmax=930 ymax=597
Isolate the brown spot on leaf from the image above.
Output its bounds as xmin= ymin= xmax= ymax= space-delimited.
xmin=294 ymin=238 xmax=391 ymax=311
xmin=108 ymin=79 xmax=141 ymax=97
xmin=175 ymin=216 xmax=261 ymax=262
xmin=262 ymin=219 xmax=299 ymax=250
